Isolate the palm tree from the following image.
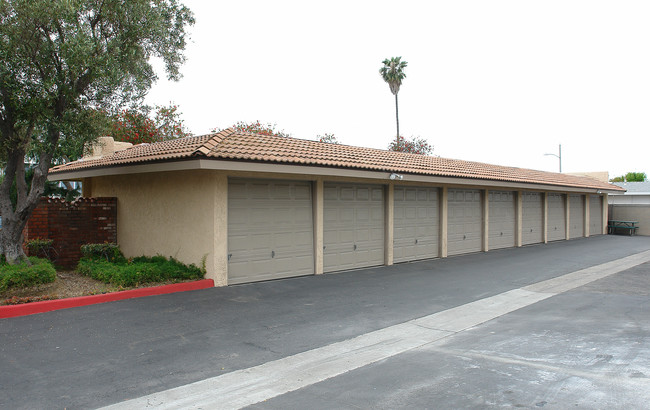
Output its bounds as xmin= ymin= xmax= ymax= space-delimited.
xmin=379 ymin=56 xmax=408 ymax=138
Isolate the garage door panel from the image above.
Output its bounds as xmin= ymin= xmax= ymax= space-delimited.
xmin=340 ymin=187 xmax=354 ymax=200
xmin=569 ymin=194 xmax=584 ymax=238
xmin=416 ymin=225 xmax=432 ymax=237
xmin=522 ymin=192 xmax=543 ymax=245
xmin=291 ymin=230 xmax=313 ymax=244
xmin=323 ymin=208 xmax=338 ymax=223
xmin=228 ymin=179 xmax=314 ymax=284
xmin=294 ymin=185 xmax=311 ymax=199
xmin=356 ymin=188 xmax=369 ymax=200
xmin=324 ymin=183 xmax=384 ymax=272
xmin=489 ymin=191 xmax=515 ymax=250
xmin=228 ymin=182 xmax=247 ymax=198
xmin=589 ymin=196 xmax=603 ymax=235
xmin=448 ymin=189 xmax=482 ymax=256
xmin=324 ymin=186 xmax=338 ymax=200
xmin=354 ymin=228 xmax=370 ymax=243
xmin=395 ymin=226 xmax=413 ymax=238
xmin=250 ymin=183 xmax=271 ymax=199
xmin=356 ymin=207 xmax=370 ymax=222
xmin=547 ymin=193 xmax=566 ymax=241
xmin=339 ymin=229 xmax=355 ymax=243
xmin=393 ymin=187 xmax=439 ymax=263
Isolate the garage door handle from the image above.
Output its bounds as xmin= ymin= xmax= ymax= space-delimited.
xmin=271 ymin=250 xmax=275 ymax=258
xmin=228 ymin=253 xmax=232 ymax=261
xmin=463 ymin=234 xmax=466 ymax=240
xmin=415 ymin=239 xmax=418 ymax=244
xmin=353 ymin=244 xmax=357 ymax=251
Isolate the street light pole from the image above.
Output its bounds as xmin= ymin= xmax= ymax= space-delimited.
xmin=544 ymin=144 xmax=562 ymax=173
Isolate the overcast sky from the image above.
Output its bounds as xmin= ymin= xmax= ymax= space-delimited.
xmin=145 ymin=0 xmax=650 ymax=179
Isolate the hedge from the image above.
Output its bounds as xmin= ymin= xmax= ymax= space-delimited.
xmin=0 ymin=257 xmax=57 ymax=293
xmin=77 ymin=255 xmax=204 ymax=287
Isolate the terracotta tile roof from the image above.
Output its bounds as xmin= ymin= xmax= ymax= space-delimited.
xmin=49 ymin=129 xmax=623 ymax=192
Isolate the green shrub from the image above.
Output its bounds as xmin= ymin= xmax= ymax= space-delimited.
xmin=0 ymin=257 xmax=57 ymax=293
xmin=77 ymin=254 xmax=203 ymax=287
xmin=26 ymin=238 xmax=54 ymax=253
xmin=80 ymin=243 xmax=126 ymax=263
xmin=26 ymin=238 xmax=58 ymax=262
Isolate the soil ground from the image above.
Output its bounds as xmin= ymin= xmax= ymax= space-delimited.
xmin=0 ymin=270 xmax=193 ymax=305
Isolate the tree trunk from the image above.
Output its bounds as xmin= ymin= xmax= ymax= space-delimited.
xmin=0 ymin=147 xmax=52 ymax=265
xmin=0 ymin=215 xmax=29 ymax=264
xmin=395 ymin=93 xmax=400 ymax=138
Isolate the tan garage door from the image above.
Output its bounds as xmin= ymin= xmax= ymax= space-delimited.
xmin=569 ymin=194 xmax=584 ymax=239
xmin=488 ymin=191 xmax=515 ymax=250
xmin=522 ymin=192 xmax=544 ymax=245
xmin=324 ymin=183 xmax=384 ymax=273
xmin=589 ymin=195 xmax=603 ymax=236
xmin=547 ymin=193 xmax=566 ymax=242
xmin=228 ymin=179 xmax=314 ymax=285
xmin=448 ymin=189 xmax=482 ymax=256
xmin=394 ymin=186 xmax=439 ymax=263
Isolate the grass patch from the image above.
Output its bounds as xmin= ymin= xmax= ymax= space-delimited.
xmin=0 ymin=257 xmax=57 ymax=293
xmin=77 ymin=255 xmax=204 ymax=287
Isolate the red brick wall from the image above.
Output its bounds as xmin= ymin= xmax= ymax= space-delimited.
xmin=24 ymin=197 xmax=117 ymax=268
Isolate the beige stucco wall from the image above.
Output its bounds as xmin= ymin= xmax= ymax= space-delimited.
xmin=80 ymin=165 xmax=610 ymax=287
xmin=609 ymin=205 xmax=650 ymax=236
xmin=567 ymin=171 xmax=609 ymax=183
xmin=88 ymin=169 xmax=227 ymax=285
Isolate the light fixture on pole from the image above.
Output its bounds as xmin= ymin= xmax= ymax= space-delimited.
xmin=544 ymin=144 xmax=562 ymax=173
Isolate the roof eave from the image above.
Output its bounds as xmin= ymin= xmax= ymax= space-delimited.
xmin=48 ymin=158 xmax=614 ymax=194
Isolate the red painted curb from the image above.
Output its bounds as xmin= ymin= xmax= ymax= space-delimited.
xmin=0 ymin=279 xmax=214 ymax=319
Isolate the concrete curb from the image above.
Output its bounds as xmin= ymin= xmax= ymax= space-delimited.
xmin=0 ymin=279 xmax=214 ymax=319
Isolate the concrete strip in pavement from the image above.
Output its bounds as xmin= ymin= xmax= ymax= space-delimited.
xmin=102 ymin=249 xmax=650 ymax=410
xmin=523 ymin=249 xmax=650 ymax=294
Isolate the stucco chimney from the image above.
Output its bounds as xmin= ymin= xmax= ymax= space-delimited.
xmin=84 ymin=136 xmax=133 ymax=159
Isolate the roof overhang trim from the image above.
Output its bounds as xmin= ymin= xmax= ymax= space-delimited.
xmin=48 ymin=158 xmax=618 ymax=194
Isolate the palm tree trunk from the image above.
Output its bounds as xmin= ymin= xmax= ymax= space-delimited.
xmin=395 ymin=93 xmax=400 ymax=137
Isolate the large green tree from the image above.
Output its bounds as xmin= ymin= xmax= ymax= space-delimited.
xmin=0 ymin=0 xmax=194 ymax=263
xmin=610 ymin=172 xmax=647 ymax=182
xmin=379 ymin=56 xmax=408 ymax=139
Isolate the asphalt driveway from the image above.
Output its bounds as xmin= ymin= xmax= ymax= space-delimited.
xmin=1 ymin=235 xmax=649 ymax=409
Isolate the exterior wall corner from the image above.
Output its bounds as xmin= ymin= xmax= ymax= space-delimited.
xmin=210 ymin=173 xmax=228 ymax=287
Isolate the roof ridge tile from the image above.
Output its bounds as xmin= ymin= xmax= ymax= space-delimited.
xmin=191 ymin=128 xmax=236 ymax=157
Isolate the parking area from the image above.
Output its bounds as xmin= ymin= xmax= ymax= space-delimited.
xmin=249 ymin=261 xmax=650 ymax=409
xmin=1 ymin=235 xmax=650 ymax=409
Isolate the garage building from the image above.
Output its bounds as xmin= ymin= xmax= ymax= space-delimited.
xmin=48 ymin=130 xmax=623 ymax=286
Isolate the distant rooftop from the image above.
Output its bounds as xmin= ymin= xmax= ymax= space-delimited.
xmin=612 ymin=181 xmax=650 ymax=194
